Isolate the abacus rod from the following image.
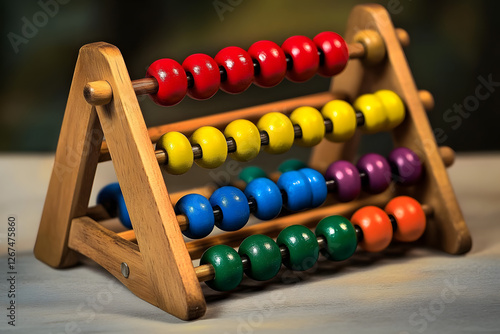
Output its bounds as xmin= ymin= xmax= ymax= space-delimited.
xmin=155 ymin=101 xmax=441 ymax=166
xmin=194 ymin=202 xmax=432 ymax=282
xmin=118 ymin=145 xmax=445 ymax=243
xmin=84 ymin=29 xmax=410 ymax=105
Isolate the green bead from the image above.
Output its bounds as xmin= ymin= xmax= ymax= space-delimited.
xmin=239 ymin=166 xmax=268 ymax=184
xmin=200 ymin=245 xmax=243 ymax=291
xmin=238 ymin=235 xmax=282 ymax=281
xmin=315 ymin=215 xmax=357 ymax=261
xmin=278 ymin=159 xmax=308 ymax=173
xmin=277 ymin=225 xmax=319 ymax=271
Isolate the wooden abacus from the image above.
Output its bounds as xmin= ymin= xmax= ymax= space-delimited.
xmin=34 ymin=4 xmax=471 ymax=320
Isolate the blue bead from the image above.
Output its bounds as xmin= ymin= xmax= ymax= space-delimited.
xmin=97 ymin=183 xmax=132 ymax=229
xmin=210 ymin=186 xmax=250 ymax=231
xmin=277 ymin=171 xmax=312 ymax=211
xmin=175 ymin=194 xmax=215 ymax=239
xmin=244 ymin=178 xmax=283 ymax=220
xmin=298 ymin=168 xmax=327 ymax=208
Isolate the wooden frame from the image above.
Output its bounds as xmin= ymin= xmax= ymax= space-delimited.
xmin=34 ymin=4 xmax=471 ymax=321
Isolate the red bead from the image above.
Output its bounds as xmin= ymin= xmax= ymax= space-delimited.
xmin=281 ymin=35 xmax=319 ymax=82
xmin=214 ymin=47 xmax=254 ymax=94
xmin=182 ymin=53 xmax=220 ymax=100
xmin=313 ymin=31 xmax=349 ymax=76
xmin=385 ymin=196 xmax=426 ymax=242
xmin=351 ymin=206 xmax=393 ymax=252
xmin=146 ymin=59 xmax=187 ymax=106
xmin=248 ymin=40 xmax=287 ymax=87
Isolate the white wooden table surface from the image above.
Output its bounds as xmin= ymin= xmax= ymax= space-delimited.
xmin=0 ymin=153 xmax=499 ymax=334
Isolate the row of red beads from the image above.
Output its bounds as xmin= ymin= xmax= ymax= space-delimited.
xmin=146 ymin=32 xmax=349 ymax=106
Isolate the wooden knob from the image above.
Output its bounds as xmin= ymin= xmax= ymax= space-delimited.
xmin=418 ymin=90 xmax=435 ymax=111
xmin=439 ymin=146 xmax=455 ymax=167
xmin=353 ymin=29 xmax=386 ymax=65
xmin=395 ymin=28 xmax=410 ymax=47
xmin=84 ymin=80 xmax=113 ymax=105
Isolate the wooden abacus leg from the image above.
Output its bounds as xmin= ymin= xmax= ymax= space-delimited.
xmin=35 ymin=42 xmax=206 ymax=320
xmin=311 ymin=4 xmax=471 ymax=254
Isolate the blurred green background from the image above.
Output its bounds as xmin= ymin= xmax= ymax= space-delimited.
xmin=1 ymin=0 xmax=499 ymax=152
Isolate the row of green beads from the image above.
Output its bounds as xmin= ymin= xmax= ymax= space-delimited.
xmin=200 ymin=215 xmax=358 ymax=291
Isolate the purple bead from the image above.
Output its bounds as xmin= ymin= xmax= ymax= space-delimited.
xmin=388 ymin=147 xmax=422 ymax=185
xmin=325 ymin=161 xmax=361 ymax=202
xmin=356 ymin=153 xmax=392 ymax=194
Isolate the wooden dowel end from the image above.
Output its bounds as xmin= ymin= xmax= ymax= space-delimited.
xmin=84 ymin=80 xmax=113 ymax=105
xmin=418 ymin=90 xmax=435 ymax=111
xmin=439 ymin=146 xmax=455 ymax=168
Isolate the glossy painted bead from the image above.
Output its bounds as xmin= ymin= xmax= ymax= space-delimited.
xmin=351 ymin=206 xmax=393 ymax=252
xmin=215 ymin=46 xmax=254 ymax=94
xmin=190 ymin=126 xmax=227 ymax=169
xmin=238 ymin=235 xmax=282 ymax=281
xmin=277 ymin=225 xmax=319 ymax=271
xmin=277 ymin=170 xmax=312 ymax=211
xmin=388 ymin=147 xmax=422 ymax=185
xmin=325 ymin=161 xmax=361 ymax=202
xmin=175 ymin=193 xmax=214 ymax=239
xmin=244 ymin=178 xmax=283 ymax=220
xmin=354 ymin=94 xmax=387 ymax=134
xmin=97 ymin=183 xmax=132 ymax=229
xmin=321 ymin=100 xmax=357 ymax=142
xmin=209 ymin=186 xmax=250 ymax=231
xmin=239 ymin=166 xmax=267 ymax=184
xmin=356 ymin=153 xmax=392 ymax=194
xmin=156 ymin=131 xmax=193 ymax=175
xmin=200 ymin=245 xmax=243 ymax=291
xmin=313 ymin=31 xmax=349 ymax=76
xmin=182 ymin=53 xmax=220 ymax=100
xmin=315 ymin=215 xmax=357 ymax=261
xmin=278 ymin=159 xmax=307 ymax=173
xmin=298 ymin=168 xmax=327 ymax=208
xmin=289 ymin=106 xmax=325 ymax=147
xmin=248 ymin=40 xmax=287 ymax=87
xmin=224 ymin=119 xmax=261 ymax=162
xmin=385 ymin=196 xmax=426 ymax=242
xmin=281 ymin=35 xmax=319 ymax=82
xmin=257 ymin=112 xmax=295 ymax=154
xmin=374 ymin=90 xmax=405 ymax=130
xmin=146 ymin=58 xmax=187 ymax=106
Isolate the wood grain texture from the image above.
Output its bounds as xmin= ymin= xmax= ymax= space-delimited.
xmin=68 ymin=217 xmax=156 ymax=305
xmin=34 ymin=45 xmax=105 ymax=269
xmin=89 ymin=42 xmax=205 ymax=320
xmin=312 ymin=4 xmax=471 ymax=254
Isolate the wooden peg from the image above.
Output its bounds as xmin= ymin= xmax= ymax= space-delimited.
xmin=84 ymin=80 xmax=113 ymax=105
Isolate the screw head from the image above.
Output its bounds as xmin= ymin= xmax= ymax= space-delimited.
xmin=121 ymin=262 xmax=130 ymax=278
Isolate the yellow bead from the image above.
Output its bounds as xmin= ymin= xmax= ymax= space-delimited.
xmin=321 ymin=100 xmax=357 ymax=142
xmin=354 ymin=94 xmax=387 ymax=134
xmin=224 ymin=119 xmax=261 ymax=162
xmin=289 ymin=106 xmax=325 ymax=147
xmin=374 ymin=90 xmax=405 ymax=130
xmin=257 ymin=112 xmax=295 ymax=154
xmin=156 ymin=132 xmax=193 ymax=175
xmin=190 ymin=126 xmax=227 ymax=168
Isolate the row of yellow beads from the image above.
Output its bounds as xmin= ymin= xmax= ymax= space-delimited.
xmin=156 ymin=90 xmax=405 ymax=174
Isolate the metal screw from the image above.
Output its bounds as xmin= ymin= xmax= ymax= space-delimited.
xmin=121 ymin=262 xmax=130 ymax=278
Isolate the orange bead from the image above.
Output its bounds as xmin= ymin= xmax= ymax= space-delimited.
xmin=351 ymin=206 xmax=392 ymax=252
xmin=385 ymin=196 xmax=426 ymax=242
